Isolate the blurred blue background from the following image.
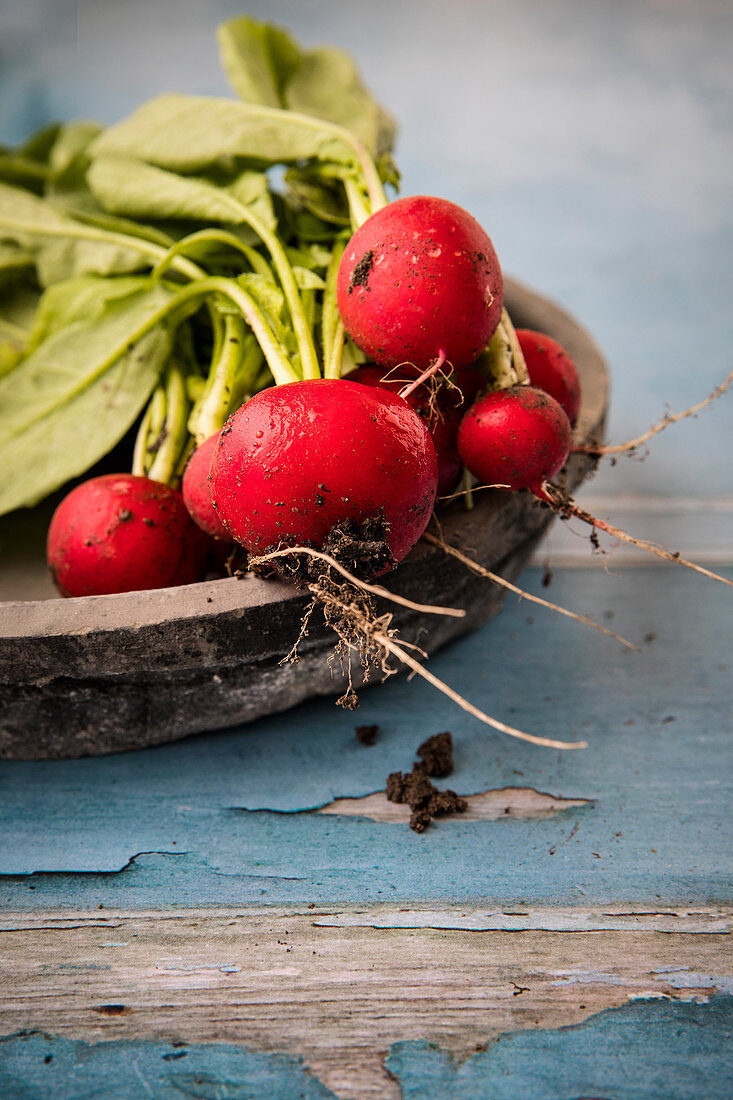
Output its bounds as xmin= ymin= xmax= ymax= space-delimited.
xmin=2 ymin=0 xmax=732 ymax=503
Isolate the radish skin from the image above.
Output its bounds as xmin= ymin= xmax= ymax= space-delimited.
xmin=337 ymin=196 xmax=504 ymax=370
xmin=182 ymin=432 xmax=231 ymax=540
xmin=516 ymin=329 xmax=582 ymax=424
xmin=458 ymin=386 xmax=572 ymax=496
xmin=209 ymin=378 xmax=438 ymax=572
xmin=47 ymin=474 xmax=209 ymax=597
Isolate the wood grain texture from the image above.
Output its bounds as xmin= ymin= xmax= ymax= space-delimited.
xmin=1 ymin=906 xmax=730 ymax=1098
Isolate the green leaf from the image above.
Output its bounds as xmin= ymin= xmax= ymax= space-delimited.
xmin=285 ymin=47 xmax=396 ymax=156
xmin=217 ymin=16 xmax=396 ymax=156
xmin=0 ymin=181 xmax=153 ymax=286
xmin=87 ymin=154 xmax=274 ymax=232
xmin=284 ymin=168 xmax=351 ymax=226
xmin=0 ymin=281 xmax=40 ymax=337
xmin=291 ymin=266 xmax=326 ymax=291
xmin=0 ymin=280 xmax=41 ymax=372
xmin=26 ymin=274 xmax=155 ymax=351
xmin=0 ymin=123 xmax=61 ymax=193
xmin=0 ymin=241 xmax=35 ymax=289
xmin=90 ymin=93 xmax=356 ymax=173
xmin=19 ymin=123 xmax=63 ymax=164
xmin=0 ymin=152 xmax=49 ymax=193
xmin=0 ymin=283 xmax=176 ymax=514
xmin=217 ymin=16 xmax=301 ymax=107
xmin=46 ymin=119 xmax=104 ymax=202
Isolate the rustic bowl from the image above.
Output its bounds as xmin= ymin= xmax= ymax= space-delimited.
xmin=0 ymin=280 xmax=608 ymax=759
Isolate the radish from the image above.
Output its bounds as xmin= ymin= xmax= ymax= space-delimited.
xmin=208 ymin=378 xmax=438 ymax=575
xmin=182 ymin=432 xmax=231 ymax=541
xmin=516 ymin=329 xmax=582 ymax=424
xmin=458 ymin=386 xmax=573 ymax=496
xmin=458 ymin=386 xmax=733 ymax=588
xmin=345 ymin=363 xmax=478 ymax=495
xmin=336 ymin=196 xmax=504 ymax=371
xmin=47 ymin=474 xmax=209 ymax=597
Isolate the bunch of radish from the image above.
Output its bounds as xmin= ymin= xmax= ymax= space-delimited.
xmin=47 ymin=191 xmax=730 ymax=597
xmin=45 ymin=194 xmax=526 ymax=593
xmin=31 ymin=14 xmax=730 ymax=753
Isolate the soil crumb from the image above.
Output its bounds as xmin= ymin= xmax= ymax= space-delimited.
xmin=256 ymin=513 xmax=394 ymax=585
xmin=386 ymin=731 xmax=466 ymax=832
xmin=355 ymin=724 xmax=380 ymax=746
xmin=415 ymin=731 xmax=454 ymax=777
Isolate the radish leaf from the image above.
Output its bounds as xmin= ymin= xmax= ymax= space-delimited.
xmin=217 ymin=16 xmax=300 ymax=108
xmin=0 ymin=182 xmax=154 ymax=285
xmin=90 ymin=93 xmax=358 ymax=172
xmin=0 ymin=284 xmax=176 ymax=514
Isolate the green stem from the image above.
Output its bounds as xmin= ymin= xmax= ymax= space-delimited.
xmin=132 ymin=382 xmax=166 ymax=477
xmin=325 ymin=319 xmax=345 ymax=380
xmin=132 ymin=400 xmax=154 ymax=477
xmin=321 ymin=238 xmax=346 ymax=374
xmin=343 ymin=178 xmax=371 ymax=230
xmin=0 ymin=214 xmax=205 ymax=282
xmin=222 ymin=196 xmax=320 ymax=380
xmin=152 ymin=200 xmax=319 ymax=379
xmin=192 ymin=313 xmax=246 ymax=444
xmin=148 ymin=360 xmax=191 ymax=484
xmin=151 ymin=228 xmax=274 ymax=282
xmin=202 ymin=278 xmax=297 ymax=385
xmin=8 ymin=277 xmax=296 ymax=445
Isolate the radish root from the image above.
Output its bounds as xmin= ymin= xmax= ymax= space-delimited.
xmin=540 ymin=482 xmax=733 ymax=588
xmin=250 ymin=546 xmax=586 ymax=750
xmin=575 ymin=368 xmax=733 ymax=458
xmin=422 ymin=530 xmax=640 ymax=651
xmin=249 ymin=546 xmax=466 ymax=618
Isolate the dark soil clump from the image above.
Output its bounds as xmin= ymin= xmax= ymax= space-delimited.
xmin=415 ymin=731 xmax=454 ymax=777
xmin=355 ymin=724 xmax=380 ymax=746
xmin=348 ymin=249 xmax=375 ymax=293
xmin=255 ymin=513 xmax=394 ymax=586
xmin=386 ymin=731 xmax=466 ymax=832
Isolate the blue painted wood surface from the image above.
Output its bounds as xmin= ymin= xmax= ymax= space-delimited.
xmin=1 ymin=566 xmax=730 ymax=908
xmin=1 ymin=996 xmax=731 ymax=1099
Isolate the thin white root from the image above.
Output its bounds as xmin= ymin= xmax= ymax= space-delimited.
xmin=541 ymin=484 xmax=733 ymax=588
xmin=422 ymin=531 xmax=640 ymax=651
xmin=373 ymin=628 xmax=586 ymax=750
xmin=249 ymin=546 xmax=466 ymax=618
xmin=438 ymin=481 xmax=511 ymax=502
xmin=577 ymin=368 xmax=733 ymax=457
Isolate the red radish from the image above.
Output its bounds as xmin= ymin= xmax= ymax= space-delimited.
xmin=47 ymin=474 xmax=209 ymax=597
xmin=516 ymin=329 xmax=582 ymax=424
xmin=209 ymin=378 xmax=438 ymax=572
xmin=458 ymin=386 xmax=733 ymax=588
xmin=346 ymin=363 xmax=478 ymax=494
xmin=458 ymin=386 xmax=572 ymax=496
xmin=337 ymin=196 xmax=504 ymax=370
xmin=182 ymin=432 xmax=231 ymax=540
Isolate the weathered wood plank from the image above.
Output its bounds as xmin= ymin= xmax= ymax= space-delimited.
xmin=1 ymin=907 xmax=730 ymax=1098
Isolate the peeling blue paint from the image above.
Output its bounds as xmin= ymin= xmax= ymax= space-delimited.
xmin=0 ymin=998 xmax=730 ymax=1099
xmin=0 ymin=1032 xmax=338 ymax=1100
xmin=386 ymin=995 xmax=733 ymax=1100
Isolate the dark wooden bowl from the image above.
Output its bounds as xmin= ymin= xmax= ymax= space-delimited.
xmin=0 ymin=280 xmax=608 ymax=759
